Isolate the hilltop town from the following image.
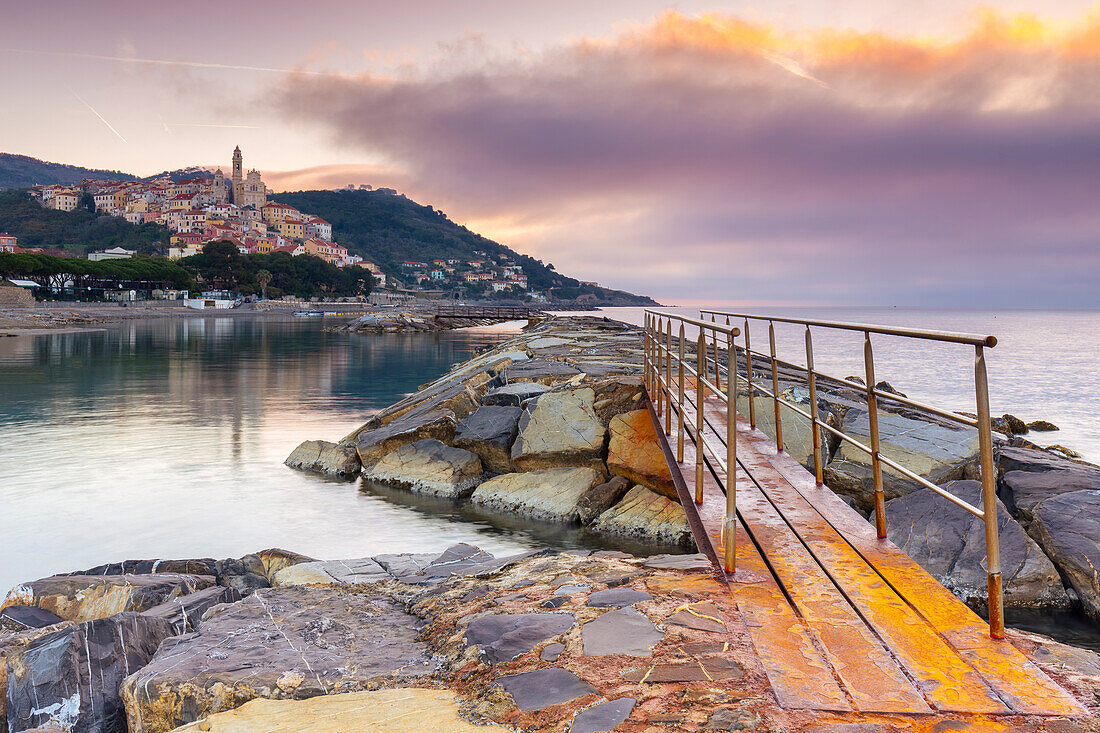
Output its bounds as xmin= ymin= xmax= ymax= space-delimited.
xmin=22 ymin=147 xmax=540 ymax=298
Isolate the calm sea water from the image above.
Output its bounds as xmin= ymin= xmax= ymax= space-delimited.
xmin=1 ymin=308 xmax=1097 ymax=648
xmin=0 ymin=316 xmax=679 ymax=599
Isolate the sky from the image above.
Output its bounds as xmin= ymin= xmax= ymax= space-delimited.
xmin=2 ymin=0 xmax=1100 ymax=307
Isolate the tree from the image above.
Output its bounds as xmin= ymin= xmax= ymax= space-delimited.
xmin=79 ymin=192 xmax=95 ymax=214
xmin=255 ymin=269 xmax=272 ymax=300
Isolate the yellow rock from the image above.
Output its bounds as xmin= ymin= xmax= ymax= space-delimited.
xmin=168 ymin=689 xmax=504 ymax=732
xmin=606 ymin=409 xmax=676 ymax=500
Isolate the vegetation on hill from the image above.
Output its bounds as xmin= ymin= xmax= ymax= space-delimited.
xmin=0 ymin=189 xmax=169 ymax=254
xmin=272 ymin=189 xmax=656 ymax=305
xmin=0 ymin=153 xmax=138 ymax=189
xmin=180 ymin=242 xmax=373 ymax=298
xmin=0 ymin=251 xmax=193 ymax=290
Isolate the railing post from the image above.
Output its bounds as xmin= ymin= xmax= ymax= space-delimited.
xmin=975 ymin=345 xmax=1004 ymax=639
xmin=654 ymin=316 xmax=663 ymax=417
xmin=864 ymin=332 xmax=887 ymax=539
xmin=711 ymin=313 xmax=721 ymax=392
xmin=643 ymin=313 xmax=650 ymax=396
xmin=769 ymin=321 xmax=783 ymax=453
xmin=805 ymin=326 xmax=824 ymax=485
xmin=665 ymin=318 xmax=673 ymax=436
xmin=725 ymin=328 xmax=738 ymax=574
xmin=695 ymin=331 xmax=705 ymax=504
xmin=743 ymin=317 xmax=755 ymax=429
xmin=677 ymin=323 xmax=686 ymax=463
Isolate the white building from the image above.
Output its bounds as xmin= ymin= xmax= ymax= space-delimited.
xmin=88 ymin=247 xmax=135 ymax=261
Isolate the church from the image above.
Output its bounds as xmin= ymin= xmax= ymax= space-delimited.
xmin=215 ymin=146 xmax=268 ymax=210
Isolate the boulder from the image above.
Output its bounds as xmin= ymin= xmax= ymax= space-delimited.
xmin=589 ymin=377 xmax=646 ymax=425
xmin=283 ymin=439 xmax=361 ymax=477
xmin=503 ymin=358 xmax=583 ymax=385
xmin=997 ymin=445 xmax=1097 ymax=477
xmin=453 ymin=406 xmax=522 ymax=474
xmin=1027 ymin=420 xmax=1059 ymax=432
xmin=590 ymin=486 xmax=693 ymax=546
xmin=576 ymin=475 xmax=633 ymax=524
xmin=480 ymin=382 xmax=551 ymax=407
xmin=0 ymin=620 xmax=75 ymax=729
xmin=470 ymin=467 xmax=605 ymax=523
xmin=140 ymin=585 xmax=243 ymax=633
xmin=364 ymin=438 xmax=483 ymax=498
xmin=1 ymin=574 xmax=214 ymax=623
xmin=7 ymin=613 xmax=175 ymax=733
xmin=1 ymin=605 xmax=64 ymax=630
xmin=165 ymin=689 xmax=507 ymax=732
xmin=1000 ymin=467 xmax=1100 ymax=523
xmin=464 ymin=612 xmax=575 ymax=664
xmin=991 ymin=413 xmax=1028 ymax=435
xmin=1029 ymin=490 xmax=1100 ymax=620
xmin=885 ymin=481 xmax=1068 ymax=609
xmin=606 ymin=409 xmax=676 ymax=500
xmin=737 ymin=393 xmax=829 ymax=477
xmin=272 ymin=558 xmax=390 ymax=587
xmin=215 ymin=549 xmax=315 ymax=596
xmin=824 ymin=408 xmax=980 ymax=513
xmin=120 ymin=587 xmax=436 ymax=733
xmin=60 ymin=558 xmax=217 ymax=577
xmin=355 ymin=408 xmax=458 ymax=465
xmin=511 ymin=387 xmax=607 ymax=472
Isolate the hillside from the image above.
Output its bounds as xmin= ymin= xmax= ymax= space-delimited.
xmin=273 ymin=189 xmax=656 ymax=305
xmin=0 ymin=189 xmax=168 ymax=254
xmin=0 ymin=153 xmax=138 ymax=189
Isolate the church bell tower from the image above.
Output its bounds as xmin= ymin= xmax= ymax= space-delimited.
xmin=231 ymin=146 xmax=243 ymax=203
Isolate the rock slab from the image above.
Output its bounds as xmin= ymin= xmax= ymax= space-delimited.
xmin=1030 ymin=490 xmax=1100 ymax=620
xmin=453 ymin=405 xmax=523 ymax=474
xmin=498 ymin=668 xmax=598 ymax=711
xmin=2 ymin=573 xmax=214 ymax=623
xmin=471 ymin=467 xmax=605 ymax=523
xmin=570 ymin=698 xmax=636 ymax=733
xmin=581 ymin=606 xmax=664 ymax=656
xmin=365 ymin=438 xmax=483 ymax=497
xmin=464 ymin=612 xmax=575 ymax=664
xmin=120 ymin=586 xmax=435 ymax=733
xmin=590 ymin=486 xmax=693 ymax=546
xmin=7 ymin=612 xmax=174 ymax=733
xmin=283 ymin=439 xmax=361 ymax=477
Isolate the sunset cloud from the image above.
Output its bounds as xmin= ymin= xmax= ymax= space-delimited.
xmin=274 ymin=9 xmax=1100 ymax=305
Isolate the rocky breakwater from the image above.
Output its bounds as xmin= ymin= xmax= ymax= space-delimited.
xmin=732 ymin=349 xmax=1100 ymax=620
xmin=328 ymin=305 xmax=539 ymax=334
xmin=287 ymin=317 xmax=694 ymax=548
xmin=4 ymin=545 xmax=1098 ymax=732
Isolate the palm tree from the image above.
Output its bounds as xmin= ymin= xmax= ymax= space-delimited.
xmin=256 ymin=269 xmax=272 ymax=300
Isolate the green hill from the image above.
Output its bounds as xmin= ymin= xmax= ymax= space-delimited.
xmin=0 ymin=153 xmax=138 ymax=189
xmin=273 ymin=189 xmax=656 ymax=305
xmin=0 ymin=189 xmax=168 ymax=254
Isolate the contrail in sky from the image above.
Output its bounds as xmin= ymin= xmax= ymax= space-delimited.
xmin=171 ymin=123 xmax=262 ymax=129
xmin=8 ymin=48 xmax=339 ymax=76
xmin=764 ymin=52 xmax=830 ymax=88
xmin=72 ymin=92 xmax=128 ymax=144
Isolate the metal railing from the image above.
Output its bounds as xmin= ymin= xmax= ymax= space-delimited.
xmin=644 ymin=310 xmax=741 ymax=576
xmin=696 ymin=309 xmax=1004 ymax=639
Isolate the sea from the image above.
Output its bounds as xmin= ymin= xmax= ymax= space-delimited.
xmin=0 ymin=306 xmax=1096 ymax=648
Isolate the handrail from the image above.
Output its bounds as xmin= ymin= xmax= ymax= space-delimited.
xmin=696 ymin=308 xmax=1004 ymax=639
xmin=700 ymin=309 xmax=997 ymax=347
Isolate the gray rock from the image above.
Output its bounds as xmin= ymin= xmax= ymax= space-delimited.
xmin=590 ymin=486 xmax=693 ymax=546
xmin=571 ymin=698 xmax=636 ymax=733
xmin=215 ymin=548 xmax=315 ymax=596
xmin=581 ymin=606 xmax=664 ymax=656
xmin=997 ymin=445 xmax=1095 ymax=476
xmin=2 ymin=573 xmax=214 ymax=623
xmin=120 ymin=587 xmax=436 ymax=731
xmin=512 ymin=387 xmax=607 ymax=472
xmin=886 ymin=481 xmax=1068 ymax=609
xmin=7 ymin=612 xmax=174 ymax=733
xmin=824 ymin=408 xmax=981 ymax=512
xmin=272 ymin=558 xmax=390 ymax=587
xmin=1001 ymin=465 xmax=1100 ymax=522
xmin=587 ymin=588 xmax=652 ymax=607
xmin=471 ymin=467 xmax=605 ymax=523
xmin=481 ymin=382 xmax=552 ymax=407
xmin=284 ymin=439 xmax=361 ymax=477
xmin=498 ymin=668 xmax=597 ymax=711
xmin=0 ymin=605 xmax=63 ymax=630
xmin=577 ymin=476 xmax=634 ymax=524
xmin=355 ymin=409 xmax=458 ymax=464
xmin=992 ymin=413 xmax=1028 ymax=435
xmin=706 ymin=707 xmax=761 ymax=731
xmin=454 ymin=406 xmax=522 ymax=474
xmin=1030 ymin=490 xmax=1100 ymax=620
xmin=553 ymin=584 xmax=590 ymax=596
xmin=365 ymin=438 xmax=483 ymax=497
xmin=504 ymin=358 xmax=583 ymax=385
xmin=139 ymin=585 xmax=242 ymax=633
xmin=540 ymin=642 xmax=565 ymax=661
xmin=641 ymin=553 xmax=712 ymax=571
xmin=465 ymin=612 xmax=575 ymax=663
xmin=60 ymin=558 xmax=217 ymax=577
